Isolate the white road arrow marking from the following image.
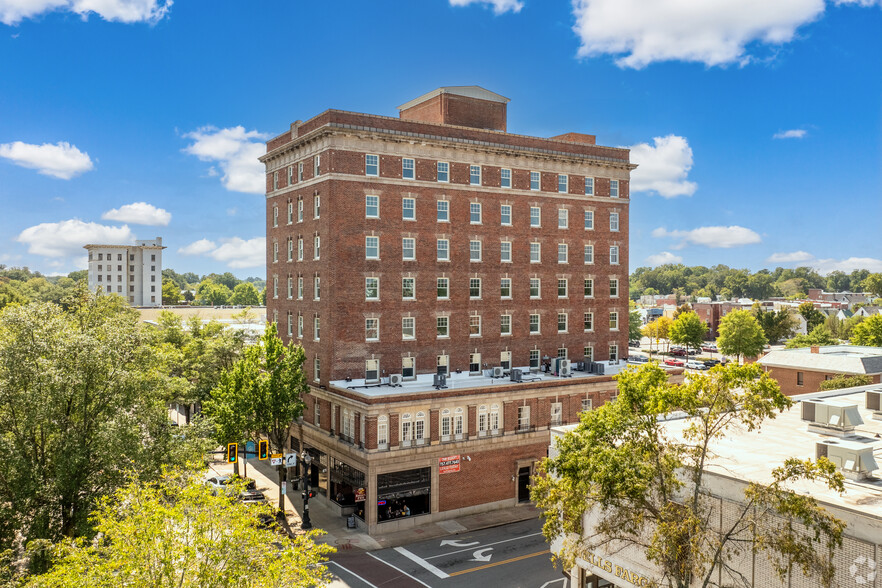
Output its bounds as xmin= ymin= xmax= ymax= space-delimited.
xmin=470 ymin=548 xmax=493 ymax=562
xmin=539 ymin=579 xmax=567 ymax=588
xmin=439 ymin=539 xmax=480 ymax=548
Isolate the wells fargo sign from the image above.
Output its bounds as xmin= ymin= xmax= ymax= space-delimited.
xmin=581 ymin=551 xmax=657 ymax=587
xmin=439 ymin=455 xmax=460 ymax=474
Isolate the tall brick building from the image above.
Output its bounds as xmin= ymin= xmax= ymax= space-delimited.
xmin=261 ymin=86 xmax=645 ymax=533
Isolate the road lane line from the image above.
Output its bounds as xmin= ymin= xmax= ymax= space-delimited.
xmin=448 ymin=550 xmax=549 ymax=576
xmin=367 ymin=551 xmax=437 ymax=586
xmin=328 ymin=561 xmax=379 ymax=588
xmin=425 ymin=531 xmax=545 ymax=560
xmin=393 ymin=546 xmax=451 ymax=579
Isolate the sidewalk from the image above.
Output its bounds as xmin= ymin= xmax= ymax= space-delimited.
xmin=208 ymin=457 xmax=540 ymax=552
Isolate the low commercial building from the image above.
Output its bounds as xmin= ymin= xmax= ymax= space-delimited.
xmin=758 ymin=345 xmax=882 ymax=396
xmin=551 ymin=384 xmax=882 ymax=588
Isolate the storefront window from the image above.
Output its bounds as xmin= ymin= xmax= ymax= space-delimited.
xmin=377 ymin=467 xmax=431 ymax=522
xmin=330 ymin=457 xmax=366 ymax=520
xmin=304 ymin=447 xmax=329 ymax=497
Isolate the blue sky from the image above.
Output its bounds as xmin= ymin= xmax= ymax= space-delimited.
xmin=1 ymin=0 xmax=880 ymax=278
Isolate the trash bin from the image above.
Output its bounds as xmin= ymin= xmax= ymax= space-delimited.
xmin=347 ymin=514 xmax=356 ymax=529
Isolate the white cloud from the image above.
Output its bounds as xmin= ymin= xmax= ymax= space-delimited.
xmin=178 ymin=237 xmax=265 ymax=269
xmin=571 ymin=0 xmax=831 ymax=69
xmin=652 ymin=225 xmax=762 ymax=249
xmin=812 ymin=257 xmax=882 ymax=274
xmin=0 ymin=141 xmax=93 ymax=179
xmin=449 ymin=0 xmax=523 ymax=14
xmin=0 ymin=0 xmax=171 ymax=25
xmin=773 ymin=129 xmax=807 ymax=139
xmin=645 ymin=251 xmax=684 ymax=266
xmin=182 ymin=126 xmax=267 ymax=195
xmin=766 ymin=250 xmax=814 ymax=263
xmin=16 ymin=219 xmax=134 ymax=258
xmin=102 ymin=201 xmax=171 ymax=226
xmin=627 ymin=135 xmax=697 ymax=197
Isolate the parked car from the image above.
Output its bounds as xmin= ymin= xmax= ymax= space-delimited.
xmin=686 ymin=360 xmax=707 ymax=370
xmin=628 ymin=355 xmax=649 ymax=364
xmin=664 ymin=358 xmax=685 ymax=367
xmin=703 ymin=359 xmax=721 ymax=368
xmin=205 ymin=475 xmax=257 ymax=498
xmin=629 ymin=340 xmax=641 ymax=348
xmin=701 ymin=344 xmax=718 ymax=353
xmin=669 ymin=348 xmax=687 ymax=357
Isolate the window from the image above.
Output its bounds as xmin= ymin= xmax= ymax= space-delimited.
xmin=401 ymin=413 xmax=412 ymax=444
xmin=366 ymin=359 xmax=380 ymax=383
xmin=273 ymin=242 xmax=278 ymax=263
xmin=366 ymin=195 xmax=379 ymax=218
xmin=297 ymin=162 xmax=303 ymax=182
xmin=297 ymin=237 xmax=303 ymax=261
xmin=365 ymin=277 xmax=379 ymax=300
xmin=287 ymin=312 xmax=293 ymax=337
xmin=314 ymin=276 xmax=321 ymax=300
xmin=314 ymin=235 xmax=320 ymax=259
xmin=518 ymin=405 xmax=531 ymax=432
xmin=469 ymin=278 xmax=482 ymax=298
xmin=415 ymin=412 xmax=426 ymax=443
xmin=530 ymin=349 xmax=540 ymax=370
xmin=584 ymin=278 xmax=594 ymax=298
xmin=610 ymin=278 xmax=619 ymax=297
xmin=470 ymin=240 xmax=482 ymax=262
xmin=558 ymin=279 xmax=568 ymax=298
xmin=585 ymin=177 xmax=594 ymax=195
xmin=500 ymin=204 xmax=511 ymax=226
xmin=500 ymin=241 xmax=512 ymax=263
xmin=437 ymin=239 xmax=449 ymax=261
xmin=469 ymin=352 xmax=481 ymax=374
xmin=558 ymin=243 xmax=568 ymax=263
xmin=297 ymin=277 xmax=304 ymax=299
xmin=287 ymin=238 xmax=293 ymax=261
xmin=314 ymin=317 xmax=320 ymax=341
xmin=530 ymin=171 xmax=540 ymax=190
xmin=529 ymin=278 xmax=541 ymax=298
xmin=437 ymin=316 xmax=449 ymax=338
xmin=365 ymin=236 xmax=379 ymax=259
xmin=297 ymin=199 xmax=303 ymax=222
xmin=287 ymin=201 xmax=293 ymax=224
xmin=610 ymin=212 xmax=619 ymax=232
xmin=402 ymin=317 xmax=415 ymax=340
xmin=500 ymin=278 xmax=512 ymax=298
xmin=288 ymin=166 xmax=293 ymax=186
xmin=272 ymin=205 xmax=278 ymax=227
xmin=314 ymin=357 xmax=321 ymax=383
xmin=470 ymin=165 xmax=481 ymax=185
xmin=558 ymin=208 xmax=568 ymax=229
xmin=530 ymin=242 xmax=541 ymax=263
xmin=314 ymin=195 xmax=320 ymax=219
xmin=584 ymin=346 xmax=593 ymax=362
xmin=530 ymin=206 xmax=540 ymax=227
xmin=610 ymin=311 xmax=619 ymax=331
xmin=298 ymin=314 xmax=303 ymax=338
xmin=377 ymin=416 xmax=388 ymax=447
xmin=402 ymin=277 xmax=415 ymax=300
xmin=500 ymin=314 xmax=511 ymax=335
xmin=558 ymin=313 xmax=568 ymax=333
xmin=609 ymin=343 xmax=618 ymax=361
xmin=470 ymin=202 xmax=482 ymax=224
xmin=365 ymin=318 xmax=379 ymax=341
xmin=584 ymin=312 xmax=593 ymax=332
xmin=314 ymin=155 xmax=321 ymax=176
xmin=551 ymin=402 xmax=562 ymax=426
xmin=402 ymin=158 xmax=415 ymax=180
xmin=437 ymin=162 xmax=449 ymax=182
xmin=287 ymin=276 xmax=293 ymax=299
xmin=273 ymin=171 xmax=278 ymax=190
xmin=530 ymin=314 xmax=540 ymax=334
xmin=441 ymin=409 xmax=452 ymax=439
xmin=402 ymin=198 xmax=415 ymax=220
xmin=437 ymin=200 xmax=449 ymax=222
xmin=558 ymin=174 xmax=568 ymax=193
xmin=610 ymin=246 xmax=620 ymax=265
xmin=469 ymin=315 xmax=481 ymax=337
xmin=437 ymin=277 xmax=449 ymax=299
xmin=402 ymin=238 xmax=416 ymax=261
xmin=501 ymin=168 xmax=511 ymax=188
xmin=584 ymin=210 xmax=594 ymax=230
xmin=610 ymin=179 xmax=619 ymax=198
xmin=402 ymin=357 xmax=415 ymax=379
xmin=365 ymin=154 xmax=379 ymax=176
xmin=437 ymin=354 xmax=449 ymax=375
xmin=584 ymin=244 xmax=594 ymax=264
xmin=581 ymin=398 xmax=593 ymax=412
xmin=314 ymin=396 xmax=322 ymax=426
xmin=797 ymin=372 xmax=804 ymax=386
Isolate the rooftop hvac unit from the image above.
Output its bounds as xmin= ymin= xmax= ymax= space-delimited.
xmin=560 ymin=358 xmax=571 ymax=371
xmin=433 ymin=373 xmax=447 ymax=389
xmin=816 ymin=440 xmax=879 ymax=481
xmin=801 ymin=399 xmax=864 ymax=437
xmin=867 ymin=389 xmax=882 ymax=421
xmin=389 ymin=374 xmax=403 ymax=387
xmin=594 ymin=362 xmax=605 ymax=375
xmin=491 ymin=366 xmax=504 ymax=378
xmin=510 ymin=368 xmax=523 ymax=383
xmin=575 ymin=361 xmax=586 ymax=372
xmin=560 ymin=365 xmax=572 ymax=377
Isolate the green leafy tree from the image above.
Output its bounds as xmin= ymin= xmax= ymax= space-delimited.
xmin=753 ymin=306 xmax=796 ymax=344
xmin=825 ymin=271 xmax=850 ymax=292
xmin=532 ymin=363 xmax=846 ymax=588
xmin=23 ymin=469 xmax=333 ymax=587
xmin=642 ymin=315 xmax=672 ymax=357
xmin=229 ymin=282 xmax=260 ymax=306
xmin=785 ymin=324 xmax=838 ymax=349
xmin=0 ymin=280 xmax=29 ymax=309
xmin=862 ymin=273 xmax=882 ymax=298
xmin=205 ymin=271 xmax=241 ymax=291
xmin=628 ymin=310 xmax=643 ymax=342
xmin=798 ymin=301 xmax=825 ymax=332
xmin=746 ymin=271 xmax=777 ymax=299
xmin=716 ymin=309 xmax=767 ymax=363
xmin=851 ymin=314 xmax=882 ymax=347
xmin=196 ymin=279 xmax=232 ymax=306
xmin=669 ymin=310 xmax=708 ymax=354
xmin=260 ymin=286 xmax=267 ymax=305
xmin=818 ymin=374 xmax=873 ymax=391
xmin=161 ymin=278 xmax=181 ymax=305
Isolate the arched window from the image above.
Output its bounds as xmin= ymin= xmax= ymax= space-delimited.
xmin=415 ymin=411 xmax=426 ymax=444
xmin=401 ymin=413 xmax=412 ymax=445
xmin=441 ymin=409 xmax=452 ymax=440
xmin=454 ymin=407 xmax=464 ymax=437
xmin=377 ymin=415 xmax=388 ymax=449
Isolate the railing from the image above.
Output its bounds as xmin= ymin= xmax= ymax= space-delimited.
xmin=516 ymin=424 xmax=536 ymax=434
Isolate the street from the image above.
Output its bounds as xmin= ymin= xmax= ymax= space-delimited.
xmin=327 ymin=519 xmax=565 ymax=588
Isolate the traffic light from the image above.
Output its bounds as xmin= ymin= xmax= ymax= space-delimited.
xmin=227 ymin=443 xmax=238 ymax=463
xmin=301 ymin=490 xmax=316 ymax=500
xmin=258 ymin=440 xmax=269 ymax=460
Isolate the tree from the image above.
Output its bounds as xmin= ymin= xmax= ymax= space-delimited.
xmin=851 ymin=314 xmax=882 ymax=347
xmin=196 ymin=279 xmax=231 ymax=306
xmin=23 ymin=469 xmax=333 ymax=587
xmin=229 ymin=282 xmax=260 ymax=306
xmin=818 ymin=374 xmax=873 ymax=391
xmin=628 ymin=310 xmax=643 ymax=342
xmin=532 ymin=363 xmax=846 ymax=588
xmin=862 ymin=273 xmax=882 ymax=298
xmin=798 ymin=301 xmax=825 ymax=332
xmin=205 ymin=323 xmax=308 ymax=512
xmin=669 ymin=311 xmax=708 ymax=355
xmin=672 ymin=303 xmax=691 ymax=319
xmin=642 ymin=316 xmax=673 ymax=357
xmin=716 ymin=309 xmax=767 ymax=363
xmin=785 ymin=324 xmax=838 ymax=349
xmin=753 ymin=306 xmax=796 ymax=344
xmin=161 ymin=278 xmax=181 ymax=305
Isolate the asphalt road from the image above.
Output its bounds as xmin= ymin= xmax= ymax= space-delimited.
xmin=327 ymin=518 xmax=566 ymax=588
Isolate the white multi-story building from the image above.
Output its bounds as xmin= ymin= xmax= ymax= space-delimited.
xmin=85 ymin=237 xmax=165 ymax=307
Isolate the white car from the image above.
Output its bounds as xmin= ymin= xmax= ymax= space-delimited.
xmin=685 ymin=360 xmax=708 ymax=370
xmin=205 ymin=475 xmax=258 ymax=498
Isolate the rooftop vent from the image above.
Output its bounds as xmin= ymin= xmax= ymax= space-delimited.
xmin=867 ymin=389 xmax=882 ymax=421
xmin=816 ymin=440 xmax=879 ymax=481
xmin=801 ymin=399 xmax=864 ymax=437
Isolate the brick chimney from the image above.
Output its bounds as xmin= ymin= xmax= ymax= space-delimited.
xmin=810 ymin=346 xmax=820 ymax=354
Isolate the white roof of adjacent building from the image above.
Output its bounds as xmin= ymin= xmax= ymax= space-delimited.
xmin=397 ymin=86 xmax=511 ymax=111
xmin=758 ymin=345 xmax=882 ymax=375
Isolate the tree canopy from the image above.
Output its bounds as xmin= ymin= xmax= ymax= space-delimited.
xmin=669 ymin=310 xmax=709 ymax=352
xmin=716 ymin=310 xmax=767 ymax=362
xmin=785 ymin=324 xmax=838 ymax=349
xmin=753 ymin=306 xmax=796 ymax=344
xmin=851 ymin=314 xmax=882 ymax=347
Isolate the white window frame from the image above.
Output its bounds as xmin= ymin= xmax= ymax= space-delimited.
xmin=437 ymin=239 xmax=449 ymax=262
xmin=610 ymin=245 xmax=620 ymax=265
xmin=500 ymin=204 xmax=512 ymax=226
xmin=500 ymin=241 xmax=512 ymax=263
xmin=558 ymin=243 xmax=568 ymax=264
xmin=558 ymin=174 xmax=568 ymax=193
xmin=558 ymin=208 xmax=568 ymax=229
xmin=402 ymin=237 xmax=416 ymax=261
xmin=287 ymin=276 xmax=293 ymax=299
xmin=529 ymin=314 xmax=540 ymax=334
xmin=470 ymin=240 xmax=482 ymax=262
xmin=365 ymin=236 xmax=379 ymax=260
xmin=437 ymin=200 xmax=449 ymax=222
xmin=402 ymin=157 xmax=415 ymax=180
xmin=500 ymin=314 xmax=511 ymax=336
xmin=402 ymin=277 xmax=415 ymax=300
xmin=518 ymin=405 xmax=531 ymax=432
xmin=530 ymin=242 xmax=541 ymax=263
xmin=558 ymin=278 xmax=568 ymax=298
xmin=437 ymin=161 xmax=449 ymax=182
xmin=297 ymin=198 xmax=303 ymax=222
xmin=470 ymin=202 xmax=482 ymax=224
xmin=402 ymin=197 xmax=416 ymax=221
xmin=530 ymin=171 xmax=540 ymax=191
xmin=366 ymin=195 xmax=379 ymax=218
xmin=313 ymin=317 xmax=320 ymax=341
xmin=610 ymin=179 xmax=619 ymax=198
xmin=297 ymin=277 xmax=304 ymax=300
xmin=551 ymin=402 xmax=562 ymax=426
xmin=314 ymin=155 xmax=321 ymax=176
xmin=530 ymin=278 xmax=541 ymax=299
xmin=365 ymin=277 xmax=379 ymax=300
xmin=469 ymin=278 xmax=482 ymax=299
xmin=584 ymin=278 xmax=594 ymax=298
xmin=365 ymin=318 xmax=380 ymax=341
xmin=297 ymin=237 xmax=303 ymax=261
xmin=437 ymin=316 xmax=449 ymax=338
xmin=402 ymin=317 xmax=415 ymax=340
xmin=314 ymin=276 xmax=321 ymax=300
xmin=558 ymin=312 xmax=568 ymax=333
xmin=584 ymin=244 xmax=594 ymax=264
xmin=272 ymin=205 xmax=278 ymax=227
xmin=500 ymin=277 xmax=512 ymax=299
xmin=610 ymin=311 xmax=619 ymax=331
xmin=298 ymin=314 xmax=303 ymax=338
xmin=584 ymin=312 xmax=594 ymax=332
xmin=610 ymin=212 xmax=619 ymax=232
xmin=584 ymin=210 xmax=594 ymax=230
xmin=469 ymin=165 xmax=481 ymax=186
xmin=437 ymin=277 xmax=449 ymax=299
xmin=610 ymin=278 xmax=619 ymax=298
xmin=585 ymin=177 xmax=594 ymax=195
xmin=377 ymin=416 xmax=388 ymax=448
xmin=469 ymin=315 xmax=482 ymax=337
xmin=500 ymin=168 xmax=511 ymax=188
xmin=314 ymin=235 xmax=320 ymax=260
xmin=365 ymin=154 xmax=379 ymax=176
xmin=530 ymin=206 xmax=541 ymax=227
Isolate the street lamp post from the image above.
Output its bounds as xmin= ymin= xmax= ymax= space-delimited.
xmin=300 ymin=451 xmax=313 ymax=530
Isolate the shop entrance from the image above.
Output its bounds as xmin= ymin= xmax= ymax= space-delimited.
xmin=517 ymin=466 xmax=531 ymax=502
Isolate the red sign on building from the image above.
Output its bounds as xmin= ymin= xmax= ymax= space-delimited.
xmin=355 ymin=488 xmax=366 ymax=502
xmin=439 ymin=455 xmax=461 ymax=474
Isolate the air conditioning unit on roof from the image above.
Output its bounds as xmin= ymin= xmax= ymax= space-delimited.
xmin=492 ymin=366 xmax=504 ymax=378
xmin=801 ymin=399 xmax=864 ymax=437
xmin=816 ymin=439 xmax=879 ymax=481
xmin=389 ymin=374 xmax=403 ymax=387
xmin=867 ymin=389 xmax=882 ymax=421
